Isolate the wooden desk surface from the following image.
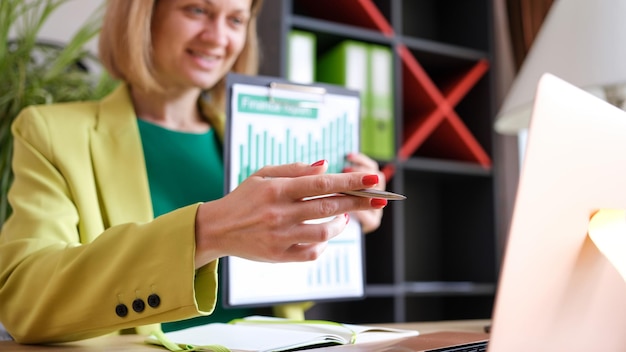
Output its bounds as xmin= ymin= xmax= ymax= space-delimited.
xmin=0 ymin=320 xmax=490 ymax=351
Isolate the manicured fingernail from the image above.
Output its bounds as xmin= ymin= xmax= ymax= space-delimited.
xmin=362 ymin=174 xmax=379 ymax=186
xmin=342 ymin=167 xmax=353 ymax=173
xmin=345 ymin=213 xmax=350 ymax=224
xmin=311 ymin=160 xmax=326 ymax=167
xmin=371 ymin=198 xmax=387 ymax=208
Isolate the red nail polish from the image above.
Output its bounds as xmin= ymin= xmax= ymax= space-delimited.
xmin=342 ymin=167 xmax=353 ymax=173
xmin=371 ymin=198 xmax=387 ymax=208
xmin=362 ymin=174 xmax=379 ymax=186
xmin=311 ymin=160 xmax=326 ymax=167
xmin=345 ymin=213 xmax=350 ymax=224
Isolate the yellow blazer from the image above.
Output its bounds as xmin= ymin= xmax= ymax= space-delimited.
xmin=0 ymin=85 xmax=220 ymax=343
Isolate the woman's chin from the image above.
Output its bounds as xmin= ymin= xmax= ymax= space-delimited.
xmin=188 ymin=71 xmax=224 ymax=89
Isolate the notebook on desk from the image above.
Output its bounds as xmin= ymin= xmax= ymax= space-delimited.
xmin=358 ymin=73 xmax=626 ymax=352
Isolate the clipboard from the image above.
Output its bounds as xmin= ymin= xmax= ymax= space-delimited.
xmin=222 ymin=73 xmax=366 ymax=308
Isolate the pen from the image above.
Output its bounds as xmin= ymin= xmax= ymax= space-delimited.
xmin=341 ymin=189 xmax=407 ymax=200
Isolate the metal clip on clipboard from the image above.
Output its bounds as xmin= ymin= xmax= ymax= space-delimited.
xmin=268 ymin=82 xmax=326 ymax=108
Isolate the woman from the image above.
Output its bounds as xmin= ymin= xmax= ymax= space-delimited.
xmin=0 ymin=0 xmax=386 ymax=344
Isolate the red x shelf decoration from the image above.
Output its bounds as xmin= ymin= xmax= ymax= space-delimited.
xmin=398 ymin=44 xmax=491 ymax=167
xmin=294 ymin=0 xmax=492 ymax=180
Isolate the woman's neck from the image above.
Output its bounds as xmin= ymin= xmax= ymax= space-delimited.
xmin=130 ymin=86 xmax=210 ymax=133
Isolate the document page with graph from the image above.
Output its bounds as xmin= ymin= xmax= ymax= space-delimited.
xmin=223 ymin=73 xmax=364 ymax=307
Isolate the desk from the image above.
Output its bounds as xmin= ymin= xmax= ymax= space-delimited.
xmin=0 ymin=320 xmax=490 ymax=351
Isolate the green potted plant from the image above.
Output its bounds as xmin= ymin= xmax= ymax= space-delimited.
xmin=0 ymin=0 xmax=117 ymax=226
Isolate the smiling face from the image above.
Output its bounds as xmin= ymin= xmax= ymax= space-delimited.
xmin=151 ymin=0 xmax=252 ymax=92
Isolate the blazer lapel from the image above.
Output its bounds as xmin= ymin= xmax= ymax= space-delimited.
xmin=90 ymin=84 xmax=153 ymax=226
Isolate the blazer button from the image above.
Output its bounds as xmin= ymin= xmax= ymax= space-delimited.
xmin=147 ymin=294 xmax=161 ymax=308
xmin=115 ymin=304 xmax=128 ymax=317
xmin=132 ymin=298 xmax=145 ymax=313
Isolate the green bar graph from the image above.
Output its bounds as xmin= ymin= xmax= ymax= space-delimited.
xmin=308 ymin=239 xmax=356 ymax=288
xmin=237 ymin=113 xmax=356 ymax=183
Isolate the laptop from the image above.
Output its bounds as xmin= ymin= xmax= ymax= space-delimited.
xmin=327 ymin=73 xmax=626 ymax=351
xmin=487 ymin=73 xmax=626 ymax=350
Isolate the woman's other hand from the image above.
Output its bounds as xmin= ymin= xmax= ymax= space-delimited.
xmin=343 ymin=153 xmax=386 ymax=234
xmin=193 ymin=160 xmax=387 ymax=268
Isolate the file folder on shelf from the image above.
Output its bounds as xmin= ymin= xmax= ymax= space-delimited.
xmin=287 ymin=30 xmax=316 ymax=84
xmin=317 ymin=40 xmax=395 ymax=161
xmin=366 ymin=44 xmax=395 ymax=161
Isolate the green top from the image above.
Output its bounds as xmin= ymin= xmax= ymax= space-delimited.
xmin=137 ymin=119 xmax=253 ymax=332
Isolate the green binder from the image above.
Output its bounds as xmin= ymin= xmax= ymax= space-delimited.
xmin=316 ymin=40 xmax=395 ymax=161
xmin=367 ymin=44 xmax=395 ymax=160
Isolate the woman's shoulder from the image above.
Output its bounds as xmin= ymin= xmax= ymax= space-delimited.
xmin=6 ymin=102 xmax=94 ymax=162
xmin=22 ymin=99 xmax=100 ymax=117
xmin=13 ymin=100 xmax=101 ymax=137
xmin=11 ymin=102 xmax=98 ymax=154
xmin=15 ymin=85 xmax=130 ymax=129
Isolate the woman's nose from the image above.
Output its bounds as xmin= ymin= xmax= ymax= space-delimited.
xmin=199 ymin=18 xmax=228 ymax=46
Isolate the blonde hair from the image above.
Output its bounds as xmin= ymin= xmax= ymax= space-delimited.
xmin=98 ymin=0 xmax=264 ymax=124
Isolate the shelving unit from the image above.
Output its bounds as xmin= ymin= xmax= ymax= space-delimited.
xmin=257 ymin=0 xmax=497 ymax=323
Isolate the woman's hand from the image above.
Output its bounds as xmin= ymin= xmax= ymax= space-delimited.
xmin=343 ymin=153 xmax=386 ymax=234
xmin=193 ymin=160 xmax=387 ymax=268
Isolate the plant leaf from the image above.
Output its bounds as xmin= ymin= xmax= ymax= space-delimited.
xmin=0 ymin=0 xmax=116 ymax=226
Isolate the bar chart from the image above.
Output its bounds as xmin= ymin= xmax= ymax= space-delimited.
xmin=308 ymin=238 xmax=359 ymax=288
xmin=228 ymin=83 xmax=361 ymax=190
xmin=236 ymin=114 xmax=355 ymax=183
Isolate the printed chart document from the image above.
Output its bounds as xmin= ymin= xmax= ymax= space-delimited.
xmin=223 ymin=74 xmax=366 ymax=308
xmin=147 ymin=316 xmax=419 ymax=352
